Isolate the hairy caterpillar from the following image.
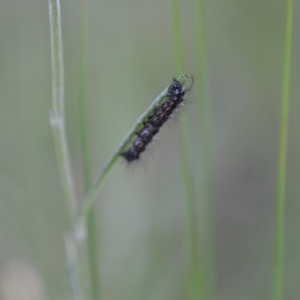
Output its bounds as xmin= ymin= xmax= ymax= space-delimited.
xmin=121 ymin=77 xmax=193 ymax=162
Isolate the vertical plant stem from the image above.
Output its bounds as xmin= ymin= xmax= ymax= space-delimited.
xmin=48 ymin=1 xmax=90 ymax=299
xmin=170 ymin=0 xmax=184 ymax=75
xmin=48 ymin=0 xmax=77 ymax=222
xmin=65 ymin=234 xmax=83 ymax=300
xmin=192 ymin=0 xmax=216 ymax=299
xmin=170 ymin=1 xmax=201 ymax=299
xmin=78 ymin=1 xmax=101 ymax=299
xmin=273 ymin=1 xmax=293 ymax=300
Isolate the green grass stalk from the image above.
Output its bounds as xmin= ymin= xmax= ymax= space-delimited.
xmin=78 ymin=1 xmax=101 ymax=299
xmin=170 ymin=1 xmax=202 ymax=299
xmin=273 ymin=0 xmax=293 ymax=299
xmin=48 ymin=1 xmax=90 ymax=299
xmin=192 ymin=0 xmax=216 ymax=299
xmin=64 ymin=234 xmax=83 ymax=300
xmin=48 ymin=0 xmax=77 ymax=222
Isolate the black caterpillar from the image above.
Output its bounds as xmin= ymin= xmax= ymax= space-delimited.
xmin=121 ymin=77 xmax=193 ymax=162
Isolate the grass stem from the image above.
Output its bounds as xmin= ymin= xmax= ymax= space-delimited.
xmin=48 ymin=1 xmax=89 ymax=299
xmin=192 ymin=0 xmax=216 ymax=298
xmin=78 ymin=1 xmax=101 ymax=299
xmin=48 ymin=0 xmax=77 ymax=223
xmin=170 ymin=1 xmax=202 ymax=298
xmin=273 ymin=0 xmax=293 ymax=299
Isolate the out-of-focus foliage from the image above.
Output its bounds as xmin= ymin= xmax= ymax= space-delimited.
xmin=0 ymin=0 xmax=299 ymax=299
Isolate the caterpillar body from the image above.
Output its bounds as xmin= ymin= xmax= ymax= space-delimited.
xmin=121 ymin=77 xmax=193 ymax=162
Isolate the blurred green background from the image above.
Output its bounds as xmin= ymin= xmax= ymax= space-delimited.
xmin=0 ymin=0 xmax=299 ymax=299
